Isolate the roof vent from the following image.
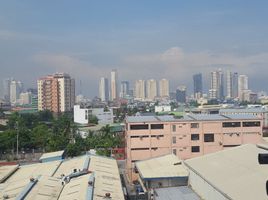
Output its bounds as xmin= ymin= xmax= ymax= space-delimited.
xmin=30 ymin=177 xmax=35 ymax=182
xmin=3 ymin=194 xmax=9 ymax=199
xmin=88 ymin=181 xmax=93 ymax=186
xmin=105 ymin=193 xmax=111 ymax=198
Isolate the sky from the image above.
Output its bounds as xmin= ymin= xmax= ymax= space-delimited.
xmin=1 ymin=0 xmax=268 ymax=97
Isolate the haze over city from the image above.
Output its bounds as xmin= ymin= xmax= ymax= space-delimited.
xmin=1 ymin=0 xmax=268 ymax=97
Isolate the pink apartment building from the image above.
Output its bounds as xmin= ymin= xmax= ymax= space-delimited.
xmin=125 ymin=114 xmax=263 ymax=180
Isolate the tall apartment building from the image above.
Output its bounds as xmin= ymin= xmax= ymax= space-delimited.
xmin=99 ymin=77 xmax=109 ymax=102
xmin=159 ymin=78 xmax=169 ymax=98
xmin=146 ymin=79 xmax=157 ymax=100
xmin=135 ymin=80 xmax=146 ymax=100
xmin=209 ymin=69 xmax=224 ymax=100
xmin=238 ymin=75 xmax=248 ymax=101
xmin=3 ymin=78 xmax=11 ymax=102
xmin=232 ymin=72 xmax=239 ymax=98
xmin=120 ymin=81 xmax=130 ymax=98
xmin=193 ymin=73 xmax=202 ymax=99
xmin=176 ymin=85 xmax=187 ymax=103
xmin=37 ymin=73 xmax=75 ymax=113
xmin=10 ymin=80 xmax=23 ymax=104
xmin=110 ymin=69 xmax=118 ymax=100
xmin=125 ymin=114 xmax=262 ymax=180
xmin=226 ymin=70 xmax=232 ymax=99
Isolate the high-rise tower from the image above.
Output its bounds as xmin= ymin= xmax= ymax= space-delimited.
xmin=193 ymin=73 xmax=203 ymax=99
xmin=110 ymin=69 xmax=118 ymax=100
xmin=146 ymin=79 xmax=157 ymax=100
xmin=159 ymin=79 xmax=169 ymax=98
xmin=135 ymin=80 xmax=146 ymax=100
xmin=99 ymin=77 xmax=109 ymax=102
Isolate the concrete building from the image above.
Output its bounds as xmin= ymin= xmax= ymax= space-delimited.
xmin=18 ymin=92 xmax=31 ymax=105
xmin=176 ymin=86 xmax=186 ymax=103
xmin=135 ymin=80 xmax=146 ymax=100
xmin=184 ymin=144 xmax=268 ymax=200
xmin=155 ymin=105 xmax=171 ymax=113
xmin=125 ymin=114 xmax=263 ymax=180
xmin=159 ymin=79 xmax=169 ymax=98
xmin=193 ymin=73 xmax=202 ymax=99
xmin=10 ymin=80 xmax=23 ymax=104
xmin=209 ymin=69 xmax=224 ymax=100
xmin=111 ymin=69 xmax=118 ymax=100
xmin=232 ymin=72 xmax=239 ymax=98
xmin=146 ymin=79 xmax=157 ymax=100
xmin=99 ymin=77 xmax=109 ymax=102
xmin=37 ymin=73 xmax=75 ymax=113
xmin=2 ymin=78 xmax=11 ymax=102
xmin=120 ymin=81 xmax=130 ymax=98
xmin=238 ymin=74 xmax=248 ymax=101
xmin=226 ymin=70 xmax=232 ymax=99
xmin=135 ymin=154 xmax=189 ymax=189
xmin=74 ymin=105 xmax=113 ymax=125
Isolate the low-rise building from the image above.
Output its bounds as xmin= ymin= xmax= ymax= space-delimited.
xmin=74 ymin=105 xmax=113 ymax=125
xmin=184 ymin=144 xmax=268 ymax=200
xmin=126 ymin=114 xmax=263 ymax=180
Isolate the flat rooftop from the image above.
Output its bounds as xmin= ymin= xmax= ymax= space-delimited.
xmin=184 ymin=144 xmax=268 ymax=200
xmin=154 ymin=186 xmax=200 ymax=200
xmin=136 ymin=154 xmax=188 ymax=180
xmin=0 ymin=165 xmax=18 ymax=183
xmin=126 ymin=113 xmax=260 ymax=123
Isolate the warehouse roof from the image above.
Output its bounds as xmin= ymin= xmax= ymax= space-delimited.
xmin=136 ymin=154 xmax=188 ymax=180
xmin=0 ymin=165 xmax=18 ymax=183
xmin=89 ymin=155 xmax=125 ymax=200
xmin=39 ymin=150 xmax=64 ymax=160
xmin=184 ymin=144 xmax=268 ymax=200
xmin=5 ymin=161 xmax=61 ymax=183
xmin=154 ymin=186 xmax=200 ymax=200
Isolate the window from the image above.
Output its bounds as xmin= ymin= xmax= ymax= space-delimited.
xmin=130 ymin=124 xmax=149 ymax=130
xmin=131 ymin=148 xmax=150 ymax=150
xmin=191 ymin=134 xmax=199 ymax=141
xmin=222 ymin=122 xmax=241 ymax=128
xmin=172 ymin=149 xmax=177 ymax=155
xmin=172 ymin=136 xmax=176 ymax=144
xmin=204 ymin=134 xmax=214 ymax=142
xmin=172 ymin=125 xmax=176 ymax=132
xmin=242 ymin=121 xmax=261 ymax=127
xmin=191 ymin=123 xmax=199 ymax=128
xmin=130 ymin=135 xmax=149 ymax=138
xmin=151 ymin=135 xmax=164 ymax=138
xmin=151 ymin=124 xmax=164 ymax=129
xmin=191 ymin=146 xmax=200 ymax=152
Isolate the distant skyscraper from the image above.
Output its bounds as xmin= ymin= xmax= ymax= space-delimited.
xmin=238 ymin=75 xmax=248 ymax=101
xmin=10 ymin=80 xmax=23 ymax=104
xmin=120 ymin=81 xmax=129 ymax=98
xmin=146 ymin=79 xmax=157 ymax=100
xmin=99 ymin=77 xmax=109 ymax=102
xmin=37 ymin=73 xmax=75 ymax=113
xmin=110 ymin=69 xmax=118 ymax=100
xmin=232 ymin=72 xmax=239 ymax=98
xmin=193 ymin=73 xmax=202 ymax=99
xmin=159 ymin=79 xmax=169 ymax=97
xmin=226 ymin=70 xmax=233 ymax=99
xmin=3 ymin=78 xmax=11 ymax=102
xmin=176 ymin=85 xmax=187 ymax=103
xmin=209 ymin=69 xmax=224 ymax=100
xmin=135 ymin=80 xmax=146 ymax=100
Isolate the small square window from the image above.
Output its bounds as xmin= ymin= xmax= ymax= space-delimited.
xmin=172 ymin=136 xmax=176 ymax=144
xmin=204 ymin=134 xmax=214 ymax=142
xmin=191 ymin=134 xmax=199 ymax=141
xmin=172 ymin=125 xmax=176 ymax=132
xmin=191 ymin=146 xmax=200 ymax=153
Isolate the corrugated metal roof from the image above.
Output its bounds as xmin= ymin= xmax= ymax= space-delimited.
xmin=188 ymin=114 xmax=227 ymax=121
xmin=154 ymin=186 xmax=200 ymax=200
xmin=5 ymin=161 xmax=61 ymax=183
xmin=126 ymin=116 xmax=159 ymax=123
xmin=222 ymin=114 xmax=260 ymax=120
xmin=220 ymin=108 xmax=267 ymax=113
xmin=88 ymin=155 xmax=124 ymax=200
xmin=136 ymin=154 xmax=188 ymax=179
xmin=0 ymin=165 xmax=18 ymax=183
xmin=39 ymin=150 xmax=64 ymax=160
xmin=185 ymin=144 xmax=268 ymax=200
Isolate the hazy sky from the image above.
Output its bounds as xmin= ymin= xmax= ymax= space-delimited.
xmin=1 ymin=0 xmax=268 ymax=97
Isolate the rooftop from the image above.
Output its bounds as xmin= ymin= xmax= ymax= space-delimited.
xmin=154 ymin=186 xmax=200 ymax=200
xmin=0 ymin=165 xmax=18 ymax=183
xmin=126 ymin=113 xmax=260 ymax=123
xmin=135 ymin=154 xmax=188 ymax=180
xmin=184 ymin=144 xmax=268 ymax=200
xmin=39 ymin=150 xmax=64 ymax=161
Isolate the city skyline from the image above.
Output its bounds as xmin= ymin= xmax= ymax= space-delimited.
xmin=1 ymin=1 xmax=268 ymax=97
